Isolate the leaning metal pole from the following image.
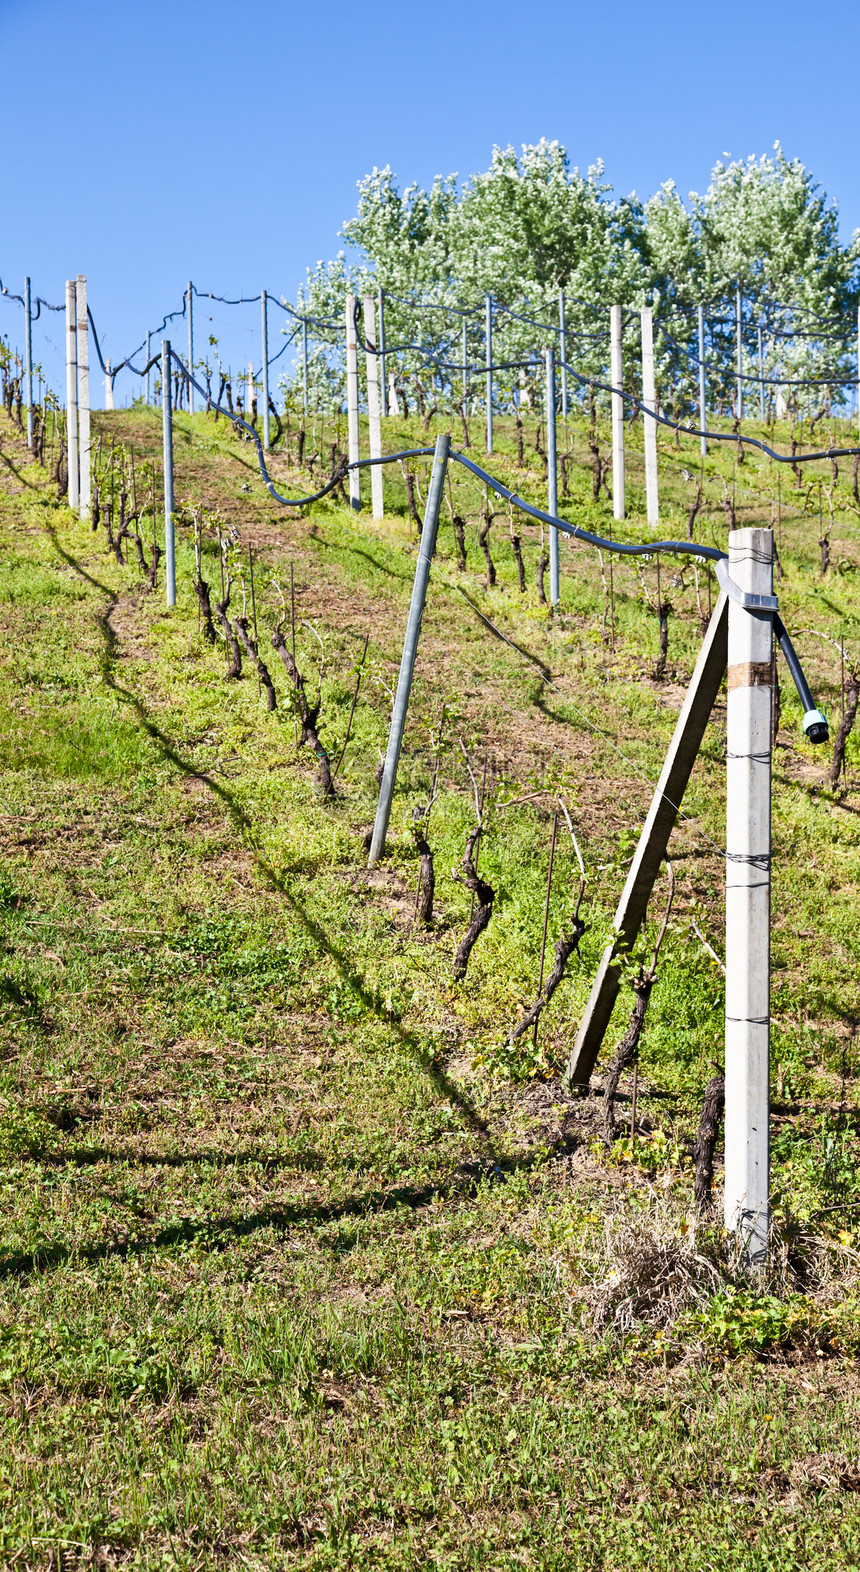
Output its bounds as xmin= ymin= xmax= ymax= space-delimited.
xmin=368 ymin=433 xmax=451 ymax=865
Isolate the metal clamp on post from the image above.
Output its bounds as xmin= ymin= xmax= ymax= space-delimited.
xmin=715 ymin=560 xmax=828 ymax=744
xmin=714 ymin=557 xmax=778 ymax=614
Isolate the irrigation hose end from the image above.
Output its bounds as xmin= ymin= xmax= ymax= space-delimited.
xmin=803 ymin=709 xmax=829 ymax=745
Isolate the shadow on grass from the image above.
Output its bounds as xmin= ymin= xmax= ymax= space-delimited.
xmin=45 ymin=528 xmax=494 ymax=1147
xmin=0 ymin=1135 xmax=582 ymax=1281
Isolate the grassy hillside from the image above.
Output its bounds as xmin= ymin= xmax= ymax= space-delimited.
xmin=0 ymin=394 xmax=859 ymax=1568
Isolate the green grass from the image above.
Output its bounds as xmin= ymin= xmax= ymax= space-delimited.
xmin=0 ymin=398 xmax=859 ymax=1567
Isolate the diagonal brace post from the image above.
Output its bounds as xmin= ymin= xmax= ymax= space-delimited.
xmin=566 ymin=591 xmax=729 ymax=1085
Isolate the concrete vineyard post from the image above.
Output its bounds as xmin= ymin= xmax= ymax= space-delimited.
xmin=302 ymin=319 xmax=308 ymax=416
xmin=558 ymin=288 xmax=568 ymax=419
xmin=105 ymin=360 xmax=114 ymax=410
xmin=187 ymin=282 xmax=194 ymax=414
xmin=724 ymin=527 xmax=773 ymax=1264
xmin=24 ymin=277 xmax=33 ymax=447
xmin=363 ymin=294 xmax=383 ymax=520
xmin=698 ymin=305 xmax=707 ymax=457
xmin=345 ymin=295 xmax=361 ymax=510
xmin=65 ymin=280 xmax=79 ymax=513
xmin=641 ymin=305 xmax=659 ymax=525
xmin=76 ymin=275 xmax=91 ymax=519
xmin=261 ymin=290 xmax=270 ymax=451
xmin=485 ymin=295 xmax=493 ymax=454
xmin=162 ymin=341 xmax=176 ymax=608
xmin=610 ymin=305 xmax=624 ymax=521
xmin=736 ymin=287 xmax=743 ymax=422
xmin=368 ymin=433 xmax=450 ymax=866
xmin=545 ymin=348 xmax=559 ymax=606
xmin=378 ymin=290 xmax=387 ymax=417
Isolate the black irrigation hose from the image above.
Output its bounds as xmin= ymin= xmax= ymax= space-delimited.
xmin=559 ymin=357 xmax=860 ymax=465
xmin=124 ymin=345 xmax=827 ymax=739
xmin=657 ymin=322 xmax=855 ymax=386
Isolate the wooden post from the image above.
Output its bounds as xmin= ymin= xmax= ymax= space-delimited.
xmin=698 ymin=305 xmax=707 ymax=458
xmin=162 ymin=340 xmax=175 ymax=607
xmin=187 ymin=282 xmax=194 ymax=415
xmin=76 ymin=275 xmax=90 ymax=519
xmin=261 ymin=290 xmax=270 ymax=450
xmin=65 ymin=280 xmax=79 ymax=512
xmin=485 ymin=295 xmax=493 ymax=454
xmin=724 ymin=527 xmax=773 ymax=1263
xmin=736 ymin=287 xmax=743 ymax=423
xmin=378 ymin=290 xmax=387 ymax=418
xmin=558 ymin=288 xmax=568 ymax=419
xmin=345 ymin=294 xmax=361 ymax=510
xmin=24 ymin=277 xmax=33 ymax=447
xmin=545 ymin=348 xmax=559 ymax=605
xmin=641 ymin=305 xmax=658 ymax=526
xmin=567 ymin=592 xmax=729 ymax=1085
xmin=363 ymin=294 xmax=383 ymax=519
xmin=610 ymin=305 xmax=624 ymax=521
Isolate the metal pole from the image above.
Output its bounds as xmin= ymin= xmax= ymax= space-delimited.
xmin=545 ymin=348 xmax=559 ymax=606
xmin=302 ymin=319 xmax=308 ymax=416
xmin=187 ymin=282 xmax=194 ymax=414
xmin=641 ymin=305 xmax=659 ymax=525
xmin=724 ymin=526 xmax=773 ymax=1264
xmin=24 ymin=277 xmax=33 ymax=447
xmin=736 ymin=286 xmax=743 ymax=422
xmin=610 ymin=304 xmax=624 ymax=521
xmin=368 ymin=432 xmax=451 ymax=865
xmin=378 ymin=289 xmax=387 ymax=418
xmin=162 ymin=340 xmax=175 ymax=607
xmin=485 ymin=294 xmax=493 ymax=454
xmin=758 ymin=326 xmax=765 ymax=422
xmin=698 ymin=305 xmax=707 ymax=458
xmin=558 ymin=288 xmax=568 ymax=419
xmin=463 ymin=319 xmax=469 ymax=412
xmin=261 ymin=290 xmax=270 ymax=450
xmin=857 ymin=306 xmax=860 ymax=444
xmin=76 ymin=275 xmax=91 ymax=519
xmin=65 ymin=280 xmax=79 ymax=512
xmin=363 ymin=295 xmax=383 ymax=520
xmin=345 ymin=294 xmax=361 ymax=510
xmin=145 ymin=331 xmax=151 ymax=406
xmin=105 ymin=359 xmax=114 ymax=410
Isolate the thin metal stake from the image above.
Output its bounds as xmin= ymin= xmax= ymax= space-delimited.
xmin=630 ymin=1059 xmax=639 ymax=1148
xmin=533 ymin=812 xmax=558 ymax=1048
xmin=290 ymin=563 xmax=298 ymax=750
xmin=249 ymin=546 xmax=260 ymax=696
xmin=468 ymin=756 xmax=489 ymax=925
xmin=369 ymin=433 xmax=451 ymax=864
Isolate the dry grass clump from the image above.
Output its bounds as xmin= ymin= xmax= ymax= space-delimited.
xmin=583 ymin=1189 xmax=860 ymax=1340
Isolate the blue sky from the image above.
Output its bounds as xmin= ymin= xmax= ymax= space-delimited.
xmin=2 ymin=0 xmax=858 ymax=405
